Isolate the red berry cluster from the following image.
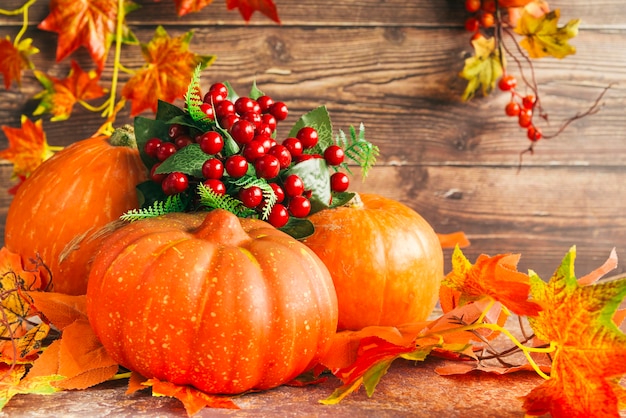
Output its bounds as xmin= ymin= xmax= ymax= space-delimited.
xmin=464 ymin=0 xmax=496 ymax=41
xmin=498 ymin=74 xmax=542 ymax=142
xmin=143 ymin=82 xmax=351 ymax=228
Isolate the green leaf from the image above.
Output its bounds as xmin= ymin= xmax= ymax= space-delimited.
xmin=335 ymin=123 xmax=378 ymax=178
xmin=135 ymin=180 xmax=168 ymax=209
xmin=184 ymin=64 xmax=214 ymax=131
xmin=133 ymin=116 xmax=170 ymax=167
xmin=287 ymin=106 xmax=334 ymax=155
xmin=228 ymin=175 xmax=277 ymax=220
xmin=285 ymin=158 xmax=332 ymax=213
xmin=197 ymin=183 xmax=256 ymax=218
xmin=249 ymin=80 xmax=264 ymax=100
xmin=120 ymin=194 xmax=188 ymax=222
xmin=279 ymin=218 xmax=315 ymax=240
xmin=223 ymin=81 xmax=239 ymax=102
xmin=155 ymin=144 xmax=209 ymax=177
xmin=329 ymin=192 xmax=355 ymax=208
xmin=156 ymin=99 xmax=186 ymax=121
xmin=362 ymin=359 xmax=394 ymax=397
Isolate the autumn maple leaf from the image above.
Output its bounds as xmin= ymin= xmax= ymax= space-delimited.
xmin=515 ymin=8 xmax=580 ymax=59
xmin=0 ymin=116 xmax=60 ymax=179
xmin=522 ymin=247 xmax=626 ymax=418
xmin=122 ymin=26 xmax=216 ymax=116
xmin=226 ymin=0 xmax=281 ymax=23
xmin=32 ymin=61 xmax=107 ymax=122
xmin=173 ymin=0 xmax=215 ymax=16
xmin=0 ymin=36 xmax=39 ymax=89
xmin=38 ymin=0 xmax=140 ymax=70
xmin=459 ymin=35 xmax=503 ymax=101
xmin=442 ymin=246 xmax=542 ymax=316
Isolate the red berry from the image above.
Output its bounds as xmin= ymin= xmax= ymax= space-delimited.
xmin=288 ymin=195 xmax=311 ymax=218
xmin=527 ymin=125 xmax=542 ymax=142
xmin=254 ymin=154 xmax=280 ymax=179
xmin=162 ymin=172 xmax=189 ymax=195
xmin=214 ymin=100 xmax=235 ymax=119
xmin=505 ymin=101 xmax=521 ymax=117
xmin=234 ymin=97 xmax=260 ymax=116
xmin=480 ymin=12 xmax=494 ymax=28
xmin=150 ymin=163 xmax=166 ymax=183
xmin=465 ymin=0 xmax=481 ymax=13
xmin=256 ymin=123 xmax=274 ymax=137
xmin=156 ymin=142 xmax=177 ymax=162
xmin=229 ymin=119 xmax=255 ymax=144
xmin=324 ymin=145 xmax=344 ymax=166
xmin=465 ymin=17 xmax=479 ymax=32
xmin=283 ymin=174 xmax=305 ymax=197
xmin=257 ymin=95 xmax=274 ymax=113
xmin=268 ymin=144 xmax=292 ymax=169
xmin=330 ymin=172 xmax=350 ymax=192
xmin=199 ymin=103 xmax=214 ymax=120
xmin=225 ymin=155 xmax=249 ymax=178
xmin=144 ymin=138 xmax=162 ymax=159
xmin=197 ymin=131 xmax=224 ymax=155
xmin=297 ymin=127 xmax=318 ymax=149
xmin=239 ymin=186 xmax=264 ymax=208
xmin=242 ymin=111 xmax=262 ymax=128
xmin=203 ymin=89 xmax=226 ymax=104
xmin=268 ymin=203 xmax=289 ymax=227
xmin=220 ymin=114 xmax=239 ymax=130
xmin=209 ymin=82 xmax=228 ymax=98
xmin=174 ymin=134 xmax=193 ymax=149
xmin=518 ymin=108 xmax=533 ymax=128
xmin=293 ymin=154 xmax=321 ymax=164
xmin=498 ymin=75 xmax=517 ymax=92
xmin=269 ymin=101 xmax=288 ymax=121
xmin=269 ymin=183 xmax=285 ymax=203
xmin=203 ymin=178 xmax=226 ymax=195
xmin=242 ymin=140 xmax=267 ymax=162
xmin=201 ymin=158 xmax=224 ymax=179
xmin=282 ymin=137 xmax=303 ymax=157
xmin=522 ymin=94 xmax=536 ymax=109
xmin=167 ymin=124 xmax=187 ymax=139
xmin=261 ymin=113 xmax=277 ymax=131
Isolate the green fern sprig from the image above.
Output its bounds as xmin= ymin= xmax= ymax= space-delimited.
xmin=197 ymin=183 xmax=257 ymax=218
xmin=120 ymin=194 xmax=187 ymax=222
xmin=185 ymin=64 xmax=213 ymax=129
xmin=335 ymin=123 xmax=379 ymax=178
xmin=231 ymin=175 xmax=277 ymax=220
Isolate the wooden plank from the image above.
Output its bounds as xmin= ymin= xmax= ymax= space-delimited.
xmin=1 ymin=0 xmax=624 ymax=28
xmin=1 ymin=25 xmax=624 ymax=165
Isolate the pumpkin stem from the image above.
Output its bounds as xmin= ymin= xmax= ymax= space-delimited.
xmin=345 ymin=191 xmax=364 ymax=209
xmin=109 ymin=124 xmax=137 ymax=149
xmin=194 ymin=209 xmax=250 ymax=246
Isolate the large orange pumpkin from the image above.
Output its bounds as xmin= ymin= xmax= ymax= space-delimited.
xmin=86 ymin=209 xmax=338 ymax=394
xmin=4 ymin=127 xmax=147 ymax=295
xmin=303 ymin=193 xmax=443 ymax=330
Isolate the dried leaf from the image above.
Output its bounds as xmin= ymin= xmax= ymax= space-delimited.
xmin=0 ymin=116 xmax=57 ymax=179
xmin=437 ymin=231 xmax=470 ymax=249
xmin=0 ymin=36 xmax=39 ymax=89
xmin=459 ymin=36 xmax=503 ymax=101
xmin=522 ymin=247 xmax=626 ymax=417
xmin=442 ymin=246 xmax=542 ymax=316
xmin=173 ymin=0 xmax=214 ymax=16
xmin=33 ymin=61 xmax=106 ymax=121
xmin=122 ymin=26 xmax=216 ymax=116
xmin=225 ymin=0 xmax=280 ymax=23
xmin=0 ymin=364 xmax=62 ymax=409
xmin=26 ymin=292 xmax=87 ymax=331
xmin=515 ymin=8 xmax=580 ymax=59
xmin=142 ymin=378 xmax=239 ymax=415
xmin=37 ymin=0 xmax=138 ymax=69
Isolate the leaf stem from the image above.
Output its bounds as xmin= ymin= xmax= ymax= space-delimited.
xmin=78 ymin=99 xmax=111 ymax=113
xmin=3 ymin=0 xmax=38 ymax=45
xmin=100 ymin=0 xmax=127 ymax=133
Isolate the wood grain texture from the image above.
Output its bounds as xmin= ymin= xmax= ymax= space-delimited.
xmin=0 ymin=0 xmax=625 ymax=279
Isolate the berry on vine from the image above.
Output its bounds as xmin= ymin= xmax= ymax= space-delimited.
xmin=229 ymin=120 xmax=255 ymax=144
xmin=324 ymin=145 xmax=345 ymax=166
xmin=144 ymin=138 xmax=162 ymax=159
xmin=268 ymin=203 xmax=289 ymax=227
xmin=203 ymin=178 xmax=226 ymax=195
xmin=197 ymin=131 xmax=224 ymax=155
xmin=522 ymin=95 xmax=537 ymax=109
xmin=288 ymin=195 xmax=311 ymax=218
xmin=297 ymin=127 xmax=319 ymax=149
xmin=257 ymin=95 xmax=274 ymax=113
xmin=268 ymin=144 xmax=292 ymax=169
xmin=527 ymin=126 xmax=542 ymax=142
xmin=498 ymin=75 xmax=517 ymax=92
xmin=201 ymin=158 xmax=224 ymax=180
xmin=465 ymin=0 xmax=481 ymax=13
xmin=282 ymin=137 xmax=303 ymax=156
xmin=505 ymin=101 xmax=521 ymax=117
xmin=225 ymin=155 xmax=249 ymax=178
xmin=239 ymin=186 xmax=264 ymax=208
xmin=269 ymin=183 xmax=285 ymax=203
xmin=518 ymin=108 xmax=533 ymax=128
xmin=162 ymin=172 xmax=189 ymax=195
xmin=254 ymin=154 xmax=281 ymax=179
xmin=269 ymin=101 xmax=288 ymax=121
xmin=283 ymin=174 xmax=304 ymax=197
xmin=156 ymin=142 xmax=177 ymax=162
xmin=330 ymin=172 xmax=350 ymax=192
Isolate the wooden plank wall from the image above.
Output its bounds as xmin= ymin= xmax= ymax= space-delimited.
xmin=1 ymin=0 xmax=625 ymax=280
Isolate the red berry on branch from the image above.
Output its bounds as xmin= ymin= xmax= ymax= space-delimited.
xmin=144 ymin=138 xmax=162 ymax=159
xmin=498 ymin=75 xmax=517 ymax=92
xmin=324 ymin=145 xmax=345 ymax=166
xmin=527 ymin=126 xmax=543 ymax=142
xmin=203 ymin=178 xmax=226 ymax=195
xmin=162 ymin=172 xmax=189 ymax=195
xmin=465 ymin=0 xmax=481 ymax=13
xmin=297 ymin=127 xmax=319 ymax=149
xmin=330 ymin=172 xmax=350 ymax=192
xmin=283 ymin=174 xmax=305 ymax=197
xmin=225 ymin=155 xmax=249 ymax=178
xmin=288 ymin=195 xmax=311 ymax=218
xmin=505 ymin=102 xmax=521 ymax=117
xmin=465 ymin=17 xmax=480 ymax=32
xmin=268 ymin=203 xmax=289 ymax=227
xmin=240 ymin=186 xmax=264 ymax=208
xmin=201 ymin=158 xmax=224 ymax=180
xmin=522 ymin=94 xmax=537 ymax=109
xmin=269 ymin=101 xmax=289 ymax=121
xmin=254 ymin=154 xmax=281 ymax=179
xmin=282 ymin=137 xmax=303 ymax=156
xmin=197 ymin=131 xmax=224 ymax=155
xmin=156 ymin=142 xmax=177 ymax=162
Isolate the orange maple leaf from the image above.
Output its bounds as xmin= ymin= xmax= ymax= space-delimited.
xmin=37 ymin=0 xmax=139 ymax=70
xmin=522 ymin=247 xmax=626 ymax=417
xmin=0 ymin=36 xmax=39 ymax=89
xmin=173 ymin=0 xmax=214 ymax=16
xmin=121 ymin=26 xmax=216 ymax=116
xmin=442 ymin=246 xmax=543 ymax=316
xmin=225 ymin=0 xmax=280 ymax=23
xmin=26 ymin=292 xmax=119 ymax=390
xmin=0 ymin=116 xmax=59 ymax=179
xmin=33 ymin=61 xmax=107 ymax=122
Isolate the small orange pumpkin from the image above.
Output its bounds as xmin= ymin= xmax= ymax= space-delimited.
xmin=303 ymin=193 xmax=444 ymax=330
xmin=86 ymin=209 xmax=338 ymax=394
xmin=4 ymin=127 xmax=147 ymax=295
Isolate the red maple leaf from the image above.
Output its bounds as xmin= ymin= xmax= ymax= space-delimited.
xmin=37 ymin=0 xmax=139 ymax=70
xmin=0 ymin=116 xmax=59 ymax=179
xmin=33 ymin=61 xmax=107 ymax=121
xmin=225 ymin=0 xmax=280 ymax=23
xmin=0 ymin=36 xmax=39 ymax=89
xmin=442 ymin=246 xmax=543 ymax=316
xmin=172 ymin=0 xmax=215 ymax=16
xmin=522 ymin=247 xmax=626 ymax=417
xmin=122 ymin=26 xmax=215 ymax=115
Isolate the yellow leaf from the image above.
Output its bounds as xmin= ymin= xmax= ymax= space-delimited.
xmin=459 ymin=36 xmax=504 ymax=101
xmin=515 ymin=9 xmax=580 ymax=59
xmin=0 ymin=364 xmax=62 ymax=410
